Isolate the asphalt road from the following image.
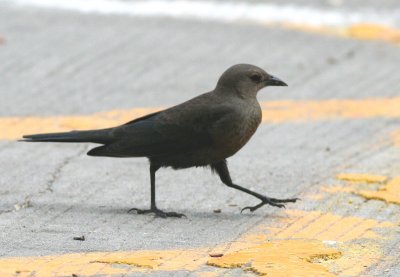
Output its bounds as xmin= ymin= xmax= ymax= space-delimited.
xmin=0 ymin=1 xmax=399 ymax=276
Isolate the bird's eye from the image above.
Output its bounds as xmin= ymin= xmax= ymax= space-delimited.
xmin=250 ymin=74 xmax=262 ymax=83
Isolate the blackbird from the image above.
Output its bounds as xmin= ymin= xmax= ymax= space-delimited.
xmin=23 ymin=64 xmax=298 ymax=217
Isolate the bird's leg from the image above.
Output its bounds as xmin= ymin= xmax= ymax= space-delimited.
xmin=150 ymin=164 xmax=158 ymax=210
xmin=211 ymin=160 xmax=299 ymax=213
xmin=128 ymin=165 xmax=185 ymax=218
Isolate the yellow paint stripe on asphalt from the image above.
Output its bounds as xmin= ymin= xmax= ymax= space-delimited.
xmin=346 ymin=24 xmax=400 ymax=44
xmin=272 ymin=210 xmax=392 ymax=242
xmin=2 ymin=97 xmax=400 ymax=141
xmin=284 ymin=23 xmax=400 ymax=45
xmin=0 ymin=208 xmax=393 ymax=276
xmin=260 ymin=97 xmax=400 ymax=123
xmin=257 ymin=209 xmax=394 ymax=276
xmin=358 ymin=176 xmax=400 ymax=205
xmin=1 ymin=108 xmax=160 ymax=141
xmin=336 ymin=173 xmax=388 ymax=183
xmin=207 ymin=240 xmax=341 ymax=277
xmin=333 ymin=174 xmax=400 ymax=206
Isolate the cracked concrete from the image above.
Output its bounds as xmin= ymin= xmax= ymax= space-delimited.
xmin=41 ymin=146 xmax=88 ymax=194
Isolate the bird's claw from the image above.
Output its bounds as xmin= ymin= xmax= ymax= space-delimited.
xmin=128 ymin=207 xmax=186 ymax=218
xmin=241 ymin=197 xmax=299 ymax=213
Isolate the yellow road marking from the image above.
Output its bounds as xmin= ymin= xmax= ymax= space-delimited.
xmin=346 ymin=24 xmax=400 ymax=43
xmin=0 ymin=209 xmax=394 ymax=276
xmin=358 ymin=176 xmax=400 ymax=205
xmin=327 ymin=174 xmax=400 ymax=206
xmin=2 ymin=97 xmax=400 ymax=141
xmin=336 ymin=173 xmax=388 ymax=184
xmin=268 ymin=210 xmax=392 ymax=242
xmin=260 ymin=97 xmax=400 ymax=123
xmin=1 ymin=108 xmax=159 ymax=141
xmin=207 ymin=240 xmax=341 ymax=277
xmin=284 ymin=23 xmax=400 ymax=46
xmin=249 ymin=210 xmax=394 ymax=276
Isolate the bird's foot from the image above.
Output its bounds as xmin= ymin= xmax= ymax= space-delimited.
xmin=241 ymin=197 xmax=299 ymax=213
xmin=128 ymin=207 xmax=186 ymax=218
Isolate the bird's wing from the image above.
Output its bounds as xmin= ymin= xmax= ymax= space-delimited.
xmin=121 ymin=110 xmax=162 ymax=126
xmin=87 ymin=101 xmax=235 ymax=158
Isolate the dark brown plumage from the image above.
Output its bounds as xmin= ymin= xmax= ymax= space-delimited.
xmin=22 ymin=64 xmax=298 ymax=217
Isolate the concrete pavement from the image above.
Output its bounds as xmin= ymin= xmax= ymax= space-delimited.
xmin=0 ymin=1 xmax=399 ymax=276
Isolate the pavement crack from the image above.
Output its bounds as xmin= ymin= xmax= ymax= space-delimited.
xmin=0 ymin=195 xmax=32 ymax=214
xmin=0 ymin=208 xmax=14 ymax=215
xmin=15 ymin=146 xmax=89 ymax=211
xmin=42 ymin=146 xmax=88 ymax=194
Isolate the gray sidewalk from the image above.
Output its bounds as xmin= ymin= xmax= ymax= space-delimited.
xmin=0 ymin=2 xmax=399 ymax=276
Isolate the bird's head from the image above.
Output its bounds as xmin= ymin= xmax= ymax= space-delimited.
xmin=216 ymin=64 xmax=287 ymax=99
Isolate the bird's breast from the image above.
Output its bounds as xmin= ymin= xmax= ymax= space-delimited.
xmin=214 ymin=103 xmax=262 ymax=157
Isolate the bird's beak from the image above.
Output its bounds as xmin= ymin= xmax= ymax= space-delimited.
xmin=265 ymin=75 xmax=287 ymax=87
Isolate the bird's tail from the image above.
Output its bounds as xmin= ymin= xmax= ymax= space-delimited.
xmin=21 ymin=129 xmax=113 ymax=144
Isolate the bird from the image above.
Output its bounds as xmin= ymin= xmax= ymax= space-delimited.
xmin=22 ymin=64 xmax=298 ymax=218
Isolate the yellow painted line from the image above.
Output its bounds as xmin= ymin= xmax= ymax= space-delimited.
xmin=2 ymin=97 xmax=400 ymax=141
xmin=1 ymin=108 xmax=159 ymax=141
xmin=0 ymin=209 xmax=394 ymax=276
xmin=273 ymin=210 xmax=322 ymax=239
xmin=284 ymin=23 xmax=400 ymax=46
xmin=326 ymin=174 xmax=400 ymax=206
xmin=0 ymin=250 xmax=208 ymax=276
xmin=260 ymin=97 xmax=400 ymax=123
xmin=358 ymin=176 xmax=400 ymax=205
xmin=207 ymin=240 xmax=341 ymax=277
xmin=336 ymin=173 xmax=388 ymax=184
xmin=346 ymin=24 xmax=400 ymax=44
xmin=251 ymin=210 xmax=394 ymax=276
xmin=0 ymin=242 xmax=339 ymax=277
xmin=269 ymin=209 xmax=392 ymax=242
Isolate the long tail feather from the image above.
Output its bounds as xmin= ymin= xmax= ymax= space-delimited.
xmin=22 ymin=129 xmax=113 ymax=144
